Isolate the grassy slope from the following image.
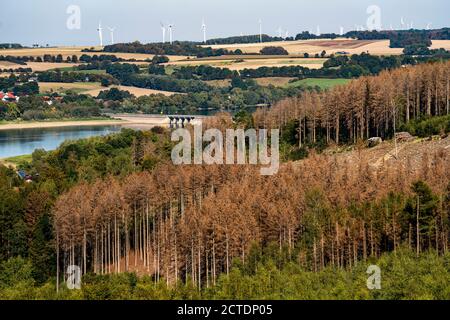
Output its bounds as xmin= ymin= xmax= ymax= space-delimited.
xmin=287 ymin=78 xmax=351 ymax=90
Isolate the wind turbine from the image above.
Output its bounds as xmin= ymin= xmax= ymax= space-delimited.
xmin=201 ymin=18 xmax=207 ymax=44
xmin=400 ymin=17 xmax=405 ymax=29
xmin=277 ymin=26 xmax=283 ymax=38
xmin=284 ymin=30 xmax=289 ymax=40
xmin=97 ymin=21 xmax=103 ymax=47
xmin=168 ymin=24 xmax=174 ymax=44
xmin=107 ymin=27 xmax=115 ymax=45
xmin=426 ymin=22 xmax=432 ymax=30
xmin=258 ymin=19 xmax=263 ymax=43
xmin=339 ymin=26 xmax=344 ymax=36
xmin=316 ymin=25 xmax=321 ymax=36
xmin=160 ymin=23 xmax=166 ymax=43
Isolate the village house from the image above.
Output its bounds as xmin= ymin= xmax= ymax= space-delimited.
xmin=0 ymin=92 xmax=19 ymax=103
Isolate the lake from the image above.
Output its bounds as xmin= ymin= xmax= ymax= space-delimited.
xmin=0 ymin=125 xmax=122 ymax=159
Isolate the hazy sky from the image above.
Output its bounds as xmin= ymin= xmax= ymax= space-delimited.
xmin=1 ymin=0 xmax=449 ymax=46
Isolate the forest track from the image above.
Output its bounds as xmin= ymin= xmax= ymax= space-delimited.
xmin=312 ymin=135 xmax=450 ymax=177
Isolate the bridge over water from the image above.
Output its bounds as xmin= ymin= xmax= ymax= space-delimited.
xmin=106 ymin=113 xmax=209 ymax=128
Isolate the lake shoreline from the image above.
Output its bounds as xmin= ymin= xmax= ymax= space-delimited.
xmin=0 ymin=119 xmax=128 ymax=131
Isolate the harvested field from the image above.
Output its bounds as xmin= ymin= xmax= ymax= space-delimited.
xmin=38 ymin=82 xmax=103 ymax=94
xmin=166 ymin=57 xmax=326 ymax=71
xmin=86 ymin=85 xmax=177 ymax=97
xmin=38 ymin=81 xmax=177 ymax=97
xmin=255 ymin=77 xmax=296 ymax=87
xmin=203 ymin=39 xmax=411 ymax=55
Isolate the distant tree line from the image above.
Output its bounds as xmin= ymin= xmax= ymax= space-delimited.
xmin=205 ymin=34 xmax=293 ymax=45
xmin=103 ymin=41 xmax=241 ymax=58
xmin=0 ymin=67 xmax=32 ymax=73
xmin=0 ymin=93 xmax=102 ymax=121
xmin=37 ymin=70 xmax=119 ymax=86
xmin=172 ymin=65 xmax=237 ymax=81
xmin=0 ymin=43 xmax=23 ymax=49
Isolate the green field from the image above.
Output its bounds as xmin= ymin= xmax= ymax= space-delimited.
xmin=2 ymin=154 xmax=32 ymax=165
xmin=49 ymin=66 xmax=107 ymax=75
xmin=287 ymin=78 xmax=351 ymax=90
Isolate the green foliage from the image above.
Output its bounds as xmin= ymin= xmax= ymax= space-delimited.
xmin=97 ymin=88 xmax=134 ymax=101
xmin=233 ymin=110 xmax=254 ymax=129
xmin=0 ymin=249 xmax=448 ymax=300
xmin=260 ymin=46 xmax=289 ymax=55
xmin=399 ymin=115 xmax=450 ymax=137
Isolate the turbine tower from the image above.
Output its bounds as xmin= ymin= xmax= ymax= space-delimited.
xmin=426 ymin=22 xmax=432 ymax=30
xmin=201 ymin=18 xmax=207 ymax=44
xmin=168 ymin=24 xmax=174 ymax=45
xmin=259 ymin=19 xmax=263 ymax=43
xmin=339 ymin=26 xmax=344 ymax=36
xmin=277 ymin=26 xmax=283 ymax=38
xmin=160 ymin=23 xmax=166 ymax=43
xmin=107 ymin=27 xmax=115 ymax=45
xmin=400 ymin=17 xmax=405 ymax=29
xmin=97 ymin=21 xmax=103 ymax=47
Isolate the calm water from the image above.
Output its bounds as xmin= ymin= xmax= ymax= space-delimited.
xmin=0 ymin=125 xmax=122 ymax=159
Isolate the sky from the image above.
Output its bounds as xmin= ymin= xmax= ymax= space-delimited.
xmin=1 ymin=0 xmax=449 ymax=46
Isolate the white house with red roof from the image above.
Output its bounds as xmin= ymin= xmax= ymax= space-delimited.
xmin=0 ymin=92 xmax=19 ymax=103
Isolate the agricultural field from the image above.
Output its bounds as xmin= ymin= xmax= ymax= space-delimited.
xmin=37 ymin=81 xmax=177 ymax=97
xmin=205 ymin=39 xmax=450 ymax=56
xmin=287 ymin=78 xmax=351 ymax=90
xmin=166 ymin=56 xmax=326 ymax=70
xmin=254 ymin=77 xmax=296 ymax=87
xmin=38 ymin=82 xmax=104 ymax=94
xmin=85 ymin=85 xmax=177 ymax=97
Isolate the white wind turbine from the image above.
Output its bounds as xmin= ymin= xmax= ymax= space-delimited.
xmin=258 ymin=19 xmax=263 ymax=43
xmin=284 ymin=30 xmax=289 ymax=40
xmin=107 ymin=27 xmax=115 ymax=45
xmin=400 ymin=17 xmax=406 ymax=29
xmin=160 ymin=23 xmax=166 ymax=43
xmin=277 ymin=26 xmax=283 ymax=38
xmin=201 ymin=18 xmax=207 ymax=44
xmin=339 ymin=26 xmax=344 ymax=36
xmin=316 ymin=25 xmax=321 ymax=36
xmin=168 ymin=24 xmax=174 ymax=44
xmin=97 ymin=21 xmax=104 ymax=47
xmin=426 ymin=22 xmax=432 ymax=30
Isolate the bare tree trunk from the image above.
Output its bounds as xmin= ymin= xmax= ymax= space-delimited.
xmin=416 ymin=196 xmax=420 ymax=257
xmin=56 ymin=231 xmax=59 ymax=293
